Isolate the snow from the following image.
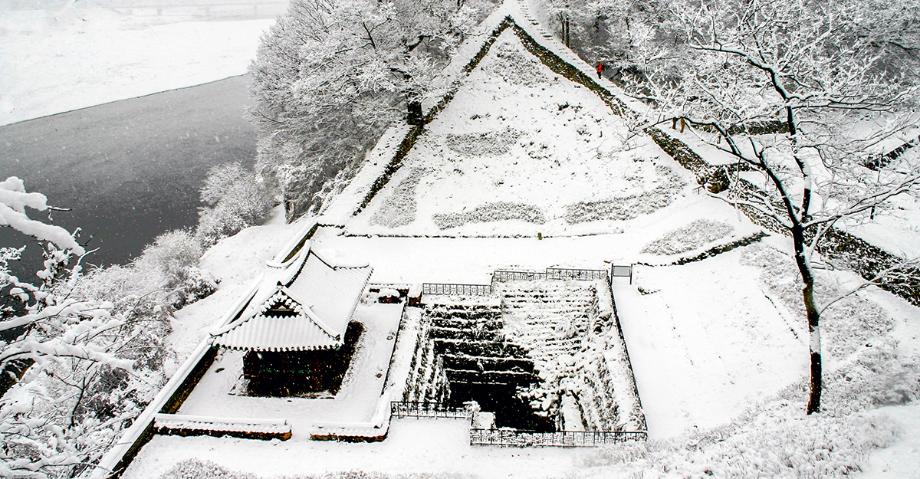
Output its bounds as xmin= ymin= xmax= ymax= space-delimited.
xmin=123 ymin=419 xmax=588 ymax=479
xmin=102 ymin=1 xmax=920 ymax=475
xmin=613 ymin=248 xmax=808 ymax=439
xmin=0 ymin=175 xmax=85 ymax=254
xmin=843 ymin=185 xmax=920 ymax=258
xmin=322 ymin=195 xmax=758 ymax=286
xmin=0 ymin=4 xmax=274 ymax=125
xmin=858 ymin=403 xmax=920 ymax=478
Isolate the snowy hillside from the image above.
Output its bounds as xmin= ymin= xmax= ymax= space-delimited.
xmin=349 ymin=31 xmax=685 ymax=237
xmin=0 ymin=3 xmax=274 ymax=125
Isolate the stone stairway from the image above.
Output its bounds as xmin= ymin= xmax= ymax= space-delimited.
xmin=496 ymin=280 xmax=596 ymax=381
xmin=406 ymin=299 xmax=537 ymax=403
xmin=516 ymin=1 xmax=554 ymax=40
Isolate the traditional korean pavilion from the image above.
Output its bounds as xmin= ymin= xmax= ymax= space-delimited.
xmin=212 ymin=249 xmax=372 ymax=396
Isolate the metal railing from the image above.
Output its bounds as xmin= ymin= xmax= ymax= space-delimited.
xmin=421 ymin=283 xmax=493 ymax=296
xmin=422 ymin=266 xmax=628 ymax=296
xmin=390 ymin=401 xmax=471 ymax=419
xmin=546 ymin=267 xmax=608 ymax=281
xmin=492 ymin=267 xmax=608 ymax=283
xmin=469 ymin=428 xmax=647 ymax=447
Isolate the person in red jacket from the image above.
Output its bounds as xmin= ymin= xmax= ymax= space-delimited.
xmin=596 ymin=62 xmax=604 ymax=79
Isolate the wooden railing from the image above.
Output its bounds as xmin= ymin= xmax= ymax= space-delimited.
xmin=421 ymin=266 xmax=625 ymax=296
xmin=389 ymin=402 xmax=648 ymax=448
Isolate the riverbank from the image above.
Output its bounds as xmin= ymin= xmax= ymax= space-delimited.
xmin=0 ymin=75 xmax=258 ymax=276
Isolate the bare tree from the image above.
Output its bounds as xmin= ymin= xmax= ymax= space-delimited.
xmin=628 ymin=0 xmax=920 ymax=413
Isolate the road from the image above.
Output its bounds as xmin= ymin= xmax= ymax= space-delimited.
xmin=0 ymin=74 xmax=258 ymax=275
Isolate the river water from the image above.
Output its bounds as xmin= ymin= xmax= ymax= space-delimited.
xmin=0 ymin=75 xmax=258 ymax=277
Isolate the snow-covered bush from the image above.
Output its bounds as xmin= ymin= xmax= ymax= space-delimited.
xmin=1 ymin=177 xmax=148 ymax=477
xmin=640 ymin=220 xmax=734 ymax=256
xmin=444 ymin=127 xmax=524 ymax=157
xmin=1 ymin=176 xmax=224 ymax=477
xmin=432 ymin=202 xmax=546 ymax=229
xmin=564 ymin=166 xmax=684 ymax=224
xmin=134 ymin=230 xmax=216 ymax=308
xmin=160 ymin=459 xmax=258 ymax=479
xmin=478 ymin=39 xmax=555 ymax=87
xmin=197 ymin=162 xmax=274 ymax=247
xmin=370 ymin=167 xmax=430 ymax=228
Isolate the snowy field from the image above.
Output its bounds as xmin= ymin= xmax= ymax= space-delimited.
xmin=348 ymin=31 xmax=686 ymax=237
xmin=0 ymin=3 xmax=275 ymax=125
xmin=616 ymin=248 xmax=808 ymax=439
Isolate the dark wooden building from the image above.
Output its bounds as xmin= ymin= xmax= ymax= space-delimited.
xmin=212 ymin=249 xmax=372 ymax=396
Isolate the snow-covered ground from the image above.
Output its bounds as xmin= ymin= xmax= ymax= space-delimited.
xmin=110 ymin=1 xmax=920 ymax=476
xmin=0 ymin=3 xmax=275 ymax=125
xmin=124 ymin=418 xmax=589 ymax=478
xmin=859 ymin=403 xmax=920 ymax=478
xmin=615 ymin=249 xmax=808 ymax=439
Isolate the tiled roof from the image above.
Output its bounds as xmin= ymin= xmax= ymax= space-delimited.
xmin=212 ymin=250 xmax=372 ymax=352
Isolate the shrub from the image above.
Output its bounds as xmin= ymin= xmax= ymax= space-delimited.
xmin=370 ymin=167 xmax=430 ymax=228
xmin=432 ymin=202 xmax=546 ymax=229
xmin=641 ymin=219 xmax=734 ymax=256
xmin=196 ymin=162 xmax=274 ymax=247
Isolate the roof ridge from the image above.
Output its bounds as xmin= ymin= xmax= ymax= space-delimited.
xmin=300 ymin=305 xmax=339 ymax=342
xmin=212 ymin=283 xmax=344 ymax=346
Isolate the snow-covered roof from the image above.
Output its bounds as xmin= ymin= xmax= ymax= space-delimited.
xmin=212 ymin=251 xmax=372 ymax=352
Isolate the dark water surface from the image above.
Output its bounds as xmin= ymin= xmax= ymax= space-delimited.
xmin=0 ymin=75 xmax=257 ymax=277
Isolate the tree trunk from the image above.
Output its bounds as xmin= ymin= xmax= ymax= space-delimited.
xmin=805 ymin=275 xmax=822 ymax=414
xmin=792 ymin=224 xmax=822 ymax=414
xmin=407 ymin=99 xmax=423 ymax=125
